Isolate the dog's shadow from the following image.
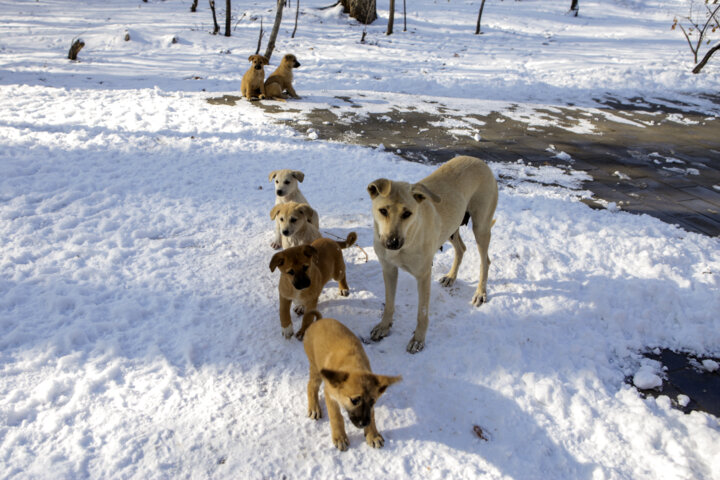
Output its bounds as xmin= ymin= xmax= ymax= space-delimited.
xmin=384 ymin=377 xmax=595 ymax=479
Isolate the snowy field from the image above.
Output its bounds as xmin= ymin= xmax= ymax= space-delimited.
xmin=1 ymin=0 xmax=719 ymax=479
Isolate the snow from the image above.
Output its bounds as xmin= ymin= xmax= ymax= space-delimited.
xmin=702 ymin=360 xmax=719 ymax=373
xmin=632 ymin=365 xmax=664 ymax=390
xmin=1 ymin=0 xmax=720 ymax=479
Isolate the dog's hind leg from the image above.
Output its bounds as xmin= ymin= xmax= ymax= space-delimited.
xmin=307 ymin=366 xmax=322 ymax=419
xmin=470 ymin=224 xmax=492 ymax=307
xmin=439 ymin=229 xmax=466 ymax=287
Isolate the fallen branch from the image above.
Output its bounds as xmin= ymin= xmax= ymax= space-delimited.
xmin=68 ymin=37 xmax=84 ymax=60
xmin=693 ymin=43 xmax=720 ymax=73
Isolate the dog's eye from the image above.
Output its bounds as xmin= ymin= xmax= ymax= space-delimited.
xmin=288 ymin=269 xmax=295 ymax=275
xmin=280 ymin=217 xmax=284 ymax=222
xmin=290 ymin=217 xmax=297 ymax=223
xmin=379 ymin=208 xmax=388 ymax=217
xmin=350 ymin=397 xmax=361 ymax=406
xmin=275 ymin=180 xmax=279 ymax=184
xmin=284 ymin=181 xmax=290 ymax=185
xmin=401 ymin=210 xmax=412 ymax=219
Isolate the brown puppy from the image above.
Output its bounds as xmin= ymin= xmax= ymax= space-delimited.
xmin=269 ymin=169 xmax=312 ymax=249
xmin=270 ymin=202 xmax=321 ymax=250
xmin=241 ymin=54 xmax=269 ymax=100
xmin=269 ymin=233 xmax=357 ymax=340
xmin=264 ymin=54 xmax=301 ymax=101
xmin=303 ymin=311 xmax=401 ymax=451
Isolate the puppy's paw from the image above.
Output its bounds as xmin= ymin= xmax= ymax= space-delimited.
xmin=366 ymin=432 xmax=384 ymax=448
xmin=471 ymin=291 xmax=487 ymax=307
xmin=439 ymin=275 xmax=456 ymax=287
xmin=293 ymin=305 xmax=305 ymax=316
xmin=406 ymin=336 xmax=425 ymax=354
xmin=295 ymin=328 xmax=306 ymax=341
xmin=370 ymin=322 xmax=391 ymax=342
xmin=339 ymin=288 xmax=350 ymax=297
xmin=270 ymin=240 xmax=282 ymax=250
xmin=308 ymin=404 xmax=322 ymax=420
xmin=282 ymin=325 xmax=294 ymax=339
xmin=333 ymin=434 xmax=349 ymax=451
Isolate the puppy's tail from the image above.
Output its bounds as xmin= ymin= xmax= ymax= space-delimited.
xmin=335 ymin=232 xmax=357 ymax=249
xmin=304 ymin=310 xmax=323 ymax=324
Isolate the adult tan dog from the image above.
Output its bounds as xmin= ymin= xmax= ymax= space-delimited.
xmin=269 ymin=233 xmax=357 ymax=340
xmin=367 ymin=155 xmax=498 ymax=353
xmin=264 ymin=53 xmax=301 ymax=101
xmin=303 ymin=311 xmax=401 ymax=451
xmin=241 ymin=54 xmax=269 ymax=100
xmin=269 ymin=169 xmax=315 ymax=249
xmin=270 ymin=202 xmax=321 ymax=249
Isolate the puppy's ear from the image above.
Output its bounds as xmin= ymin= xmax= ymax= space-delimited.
xmin=321 ymin=369 xmax=349 ymax=388
xmin=269 ymin=252 xmax=285 ymax=272
xmin=367 ymin=178 xmax=391 ymax=199
xmin=261 ymin=55 xmax=269 ymax=65
xmin=291 ymin=170 xmax=305 ymax=182
xmin=269 ymin=170 xmax=278 ymax=181
xmin=248 ymin=55 xmax=254 ymax=62
xmin=302 ymin=245 xmax=317 ymax=259
xmin=411 ymin=183 xmax=441 ymax=204
xmin=374 ymin=374 xmax=402 ymax=394
xmin=270 ymin=204 xmax=282 ymax=220
xmin=296 ymin=203 xmax=313 ymax=221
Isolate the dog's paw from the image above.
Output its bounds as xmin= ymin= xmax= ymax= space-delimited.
xmin=307 ymin=405 xmax=322 ymax=420
xmin=295 ymin=329 xmax=306 ymax=341
xmin=282 ymin=325 xmax=294 ymax=339
xmin=406 ymin=337 xmax=425 ymax=354
xmin=333 ymin=434 xmax=349 ymax=451
xmin=366 ymin=432 xmax=384 ymax=448
xmin=370 ymin=323 xmax=391 ymax=342
xmin=293 ymin=305 xmax=305 ymax=316
xmin=270 ymin=241 xmax=282 ymax=250
xmin=339 ymin=288 xmax=350 ymax=297
xmin=471 ymin=291 xmax=487 ymax=307
xmin=439 ymin=275 xmax=456 ymax=288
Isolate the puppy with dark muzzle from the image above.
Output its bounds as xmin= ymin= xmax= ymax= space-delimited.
xmin=269 ymin=233 xmax=357 ymax=340
xmin=302 ymin=310 xmax=401 ymax=451
xmin=241 ymin=54 xmax=269 ymax=100
xmin=264 ymin=53 xmax=301 ymax=101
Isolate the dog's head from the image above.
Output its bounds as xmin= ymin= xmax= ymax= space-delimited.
xmin=248 ymin=54 xmax=269 ymax=70
xmin=269 ymin=244 xmax=316 ymax=290
xmin=270 ymin=202 xmax=315 ymax=238
xmin=281 ymin=53 xmax=301 ymax=69
xmin=269 ymin=169 xmax=304 ymax=198
xmin=367 ymin=179 xmax=441 ymax=251
xmin=321 ymin=369 xmax=401 ymax=429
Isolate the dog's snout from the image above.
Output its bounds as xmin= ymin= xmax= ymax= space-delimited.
xmin=385 ymin=236 xmax=404 ymax=250
xmin=276 ymin=189 xmax=285 ymax=196
xmin=282 ymin=229 xmax=290 ymax=236
xmin=292 ymin=274 xmax=311 ymax=290
xmin=294 ymin=61 xmax=301 ymax=68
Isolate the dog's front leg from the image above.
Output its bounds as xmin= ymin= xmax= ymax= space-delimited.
xmin=287 ymin=85 xmax=301 ymax=99
xmin=371 ymin=261 xmax=398 ymax=341
xmin=407 ymin=270 xmax=431 ymax=353
xmin=296 ymin=300 xmax=318 ymax=340
xmin=364 ymin=409 xmax=384 ymax=448
xmin=279 ymin=295 xmax=293 ymax=339
xmin=271 ymin=220 xmax=282 ymax=250
xmin=307 ymin=367 xmax=322 ymax=419
xmin=324 ymin=389 xmax=349 ymax=451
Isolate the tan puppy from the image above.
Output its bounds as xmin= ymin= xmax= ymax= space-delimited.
xmin=269 ymin=169 xmax=314 ymax=249
xmin=264 ymin=54 xmax=301 ymax=101
xmin=367 ymin=155 xmax=498 ymax=353
xmin=270 ymin=202 xmax=321 ymax=249
xmin=269 ymin=233 xmax=357 ymax=340
xmin=303 ymin=311 xmax=401 ymax=451
xmin=241 ymin=54 xmax=269 ymax=100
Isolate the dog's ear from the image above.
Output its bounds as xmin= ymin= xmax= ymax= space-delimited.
xmin=367 ymin=178 xmax=391 ymax=199
xmin=269 ymin=252 xmax=284 ymax=272
xmin=248 ymin=55 xmax=255 ymax=62
xmin=269 ymin=170 xmax=278 ymax=181
xmin=261 ymin=55 xmax=269 ymax=65
xmin=291 ymin=170 xmax=305 ymax=182
xmin=321 ymin=369 xmax=349 ymax=388
xmin=373 ymin=374 xmax=403 ymax=394
xmin=296 ymin=203 xmax=313 ymax=221
xmin=302 ymin=245 xmax=317 ymax=259
xmin=411 ymin=183 xmax=441 ymax=204
xmin=270 ymin=204 xmax=282 ymax=220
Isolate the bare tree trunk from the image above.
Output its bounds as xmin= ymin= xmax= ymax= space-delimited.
xmin=403 ymin=0 xmax=406 ymax=31
xmin=475 ymin=0 xmax=486 ymax=34
xmin=387 ymin=0 xmax=395 ymax=35
xmin=225 ymin=0 xmax=232 ymax=36
xmin=68 ymin=38 xmax=84 ymax=60
xmin=191 ymin=0 xmax=199 ymax=12
xmin=693 ymin=43 xmax=720 ymax=74
xmin=341 ymin=0 xmax=376 ymax=24
xmin=570 ymin=0 xmax=579 ymax=17
xmin=264 ymin=0 xmax=285 ymax=62
xmin=209 ymin=0 xmax=220 ymax=34
xmin=292 ymin=0 xmax=300 ymax=38
xmin=255 ymin=18 xmax=264 ymax=55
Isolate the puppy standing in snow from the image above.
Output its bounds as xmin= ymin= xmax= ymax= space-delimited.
xmin=367 ymin=155 xmax=498 ymax=353
xmin=264 ymin=53 xmax=301 ymax=101
xmin=302 ymin=310 xmax=401 ymax=451
xmin=268 ymin=169 xmax=319 ymax=249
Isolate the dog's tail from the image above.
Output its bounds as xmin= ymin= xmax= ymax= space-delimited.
xmin=304 ymin=310 xmax=323 ymax=324
xmin=335 ymin=232 xmax=357 ymax=249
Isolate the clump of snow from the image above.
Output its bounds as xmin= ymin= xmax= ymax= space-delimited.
xmin=633 ymin=365 xmax=664 ymax=390
xmin=702 ymin=359 xmax=719 ymax=372
xmin=677 ymin=394 xmax=691 ymax=407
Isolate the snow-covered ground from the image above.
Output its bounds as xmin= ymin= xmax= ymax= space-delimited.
xmin=1 ymin=1 xmax=719 ymax=478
